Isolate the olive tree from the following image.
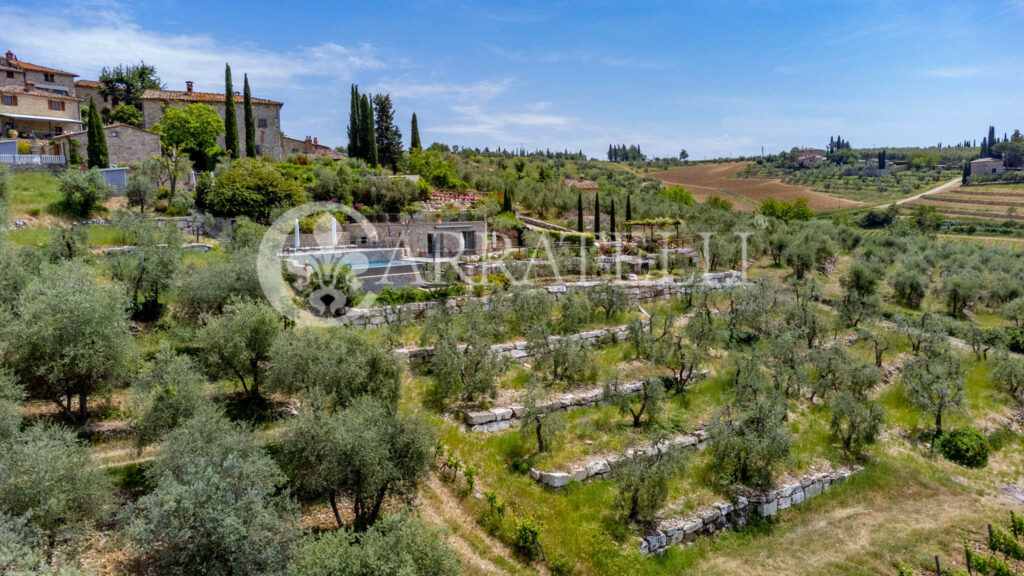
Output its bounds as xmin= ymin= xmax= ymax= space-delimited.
xmin=267 ymin=326 xmax=402 ymax=408
xmin=130 ymin=346 xmax=207 ymax=448
xmin=0 ymin=422 xmax=110 ymax=548
xmin=991 ymin=350 xmax=1024 ymax=401
xmin=0 ymin=512 xmax=86 ymax=576
xmin=199 ymin=297 xmax=282 ymax=400
xmin=518 ymin=381 xmax=565 ymax=454
xmin=0 ymin=367 xmax=22 ymax=442
xmin=707 ymin=388 xmax=791 ymax=490
xmin=605 ymin=377 xmax=665 ymax=428
xmin=888 ymin=267 xmax=928 ymax=309
xmin=107 ymin=214 xmax=182 ymax=320
xmin=173 ymin=246 xmax=263 ymax=322
xmin=279 ymin=396 xmax=433 ymax=532
xmin=527 ymin=322 xmax=595 ymax=385
xmin=421 ymin=301 xmax=507 ymax=406
xmin=124 ymin=408 xmax=299 ymax=576
xmin=288 ymin=512 xmax=460 ymax=576
xmin=590 ymin=282 xmax=628 ymax=321
xmin=903 ymin=349 xmax=964 ymax=442
xmin=3 ymin=261 xmax=134 ymax=424
xmin=614 ymin=450 xmax=683 ymax=525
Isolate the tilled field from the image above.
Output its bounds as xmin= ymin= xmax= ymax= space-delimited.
xmin=649 ymin=162 xmax=863 ymax=211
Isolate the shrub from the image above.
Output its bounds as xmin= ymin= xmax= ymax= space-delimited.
xmin=206 ymin=157 xmax=306 ymax=223
xmin=58 ymin=168 xmax=109 ymax=217
xmin=16 ymin=140 xmax=30 ymax=154
xmin=938 ymin=427 xmax=990 ymax=468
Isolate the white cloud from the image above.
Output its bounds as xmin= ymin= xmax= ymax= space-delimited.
xmin=366 ymin=77 xmax=513 ymax=102
xmin=0 ymin=3 xmax=382 ymax=95
xmin=921 ymin=66 xmax=983 ymax=79
xmin=430 ymin=104 xmax=575 ymax=142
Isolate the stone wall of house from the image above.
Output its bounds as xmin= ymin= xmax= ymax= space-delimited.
xmin=59 ymin=125 xmax=160 ymax=166
xmin=339 ymin=272 xmax=742 ymax=329
xmin=640 ymin=468 xmax=860 ymax=555
xmin=529 ymin=429 xmax=709 ymax=488
xmin=141 ymin=99 xmax=283 ymax=160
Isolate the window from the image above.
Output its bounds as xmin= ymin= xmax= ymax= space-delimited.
xmin=54 ymin=127 xmax=63 ymax=135
xmin=1 ymin=95 xmax=15 ymax=106
xmin=257 ymin=118 xmax=268 ymax=128
xmin=110 ymin=131 xmax=118 ymax=138
xmin=5 ymin=71 xmax=12 ymax=78
xmin=48 ymin=100 xmax=65 ymax=111
xmin=43 ymin=73 xmax=55 ymax=82
xmin=255 ymin=145 xmax=261 ymax=155
xmin=462 ymin=231 xmax=476 ymax=251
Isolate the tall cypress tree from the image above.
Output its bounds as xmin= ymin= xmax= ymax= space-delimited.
xmin=372 ymin=93 xmax=403 ymax=172
xmin=224 ymin=64 xmax=238 ymax=159
xmin=86 ymin=96 xmax=108 ymax=168
xmin=625 ymin=193 xmax=632 ymax=241
xmin=502 ymin=189 xmax=512 ymax=213
xmin=410 ymin=112 xmax=421 ymax=150
xmin=348 ymin=85 xmax=361 ymax=159
xmin=243 ymin=74 xmax=256 ymax=157
xmin=988 ymin=126 xmax=996 ymax=155
xmin=610 ymin=198 xmax=616 ymax=241
xmin=577 ymin=192 xmax=584 ymax=232
xmin=593 ymin=191 xmax=600 ymax=235
xmin=981 ymin=137 xmax=988 ymax=158
xmin=361 ymin=94 xmax=377 ymax=167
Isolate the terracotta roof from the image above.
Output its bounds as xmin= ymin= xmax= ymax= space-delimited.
xmin=141 ymin=89 xmax=282 ymax=106
xmin=75 ymin=79 xmax=100 ymax=88
xmin=3 ymin=57 xmax=76 ymax=77
xmin=51 ymin=122 xmax=159 ymax=140
xmin=0 ymin=84 xmax=79 ymax=101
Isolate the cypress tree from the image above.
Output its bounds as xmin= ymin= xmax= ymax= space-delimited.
xmin=348 ymin=85 xmax=361 ymax=159
xmin=577 ymin=192 xmax=584 ymax=232
xmin=610 ymin=198 xmax=616 ymax=241
xmin=360 ymin=94 xmax=377 ymax=167
xmin=625 ymin=193 xmax=632 ymax=241
xmin=243 ymin=74 xmax=256 ymax=157
xmin=410 ymin=112 xmax=421 ymax=150
xmin=593 ymin=191 xmax=600 ymax=235
xmin=86 ymin=96 xmax=108 ymax=168
xmin=372 ymin=93 xmax=403 ymax=172
xmin=224 ymin=64 xmax=238 ymax=159
xmin=981 ymin=137 xmax=988 ymax=158
xmin=962 ymin=160 xmax=971 ymax=184
xmin=989 ymin=126 xmax=996 ymax=153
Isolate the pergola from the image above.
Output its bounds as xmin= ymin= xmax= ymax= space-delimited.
xmin=624 ymin=217 xmax=687 ymax=246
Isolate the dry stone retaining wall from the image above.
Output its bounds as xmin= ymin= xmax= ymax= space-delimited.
xmin=398 ymin=323 xmax=632 ymax=367
xmin=340 ymin=272 xmax=742 ymax=329
xmin=457 ymin=373 xmax=708 ymax=433
xmin=528 ymin=429 xmax=709 ymax=488
xmin=640 ymin=467 xmax=861 ymax=555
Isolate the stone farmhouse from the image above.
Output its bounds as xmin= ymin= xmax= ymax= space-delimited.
xmin=562 ymin=175 xmax=599 ymax=193
xmin=73 ymin=79 xmax=118 ymax=110
xmin=797 ymin=148 xmax=827 ymax=164
xmin=140 ymin=81 xmax=284 ymax=160
xmin=281 ymin=135 xmax=345 ymax=160
xmin=971 ymin=157 xmax=1006 ymax=176
xmin=0 ymin=51 xmax=83 ymax=142
xmin=51 ymin=123 xmax=161 ymax=167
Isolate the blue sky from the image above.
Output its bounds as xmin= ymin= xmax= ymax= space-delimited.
xmin=4 ymin=1 xmax=1024 ymax=159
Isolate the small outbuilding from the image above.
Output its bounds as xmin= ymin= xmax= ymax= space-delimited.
xmin=971 ymin=157 xmax=1006 ymax=176
xmin=53 ymin=123 xmax=161 ymax=167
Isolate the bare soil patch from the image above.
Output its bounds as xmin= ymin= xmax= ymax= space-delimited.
xmin=649 ymin=162 xmax=863 ymax=212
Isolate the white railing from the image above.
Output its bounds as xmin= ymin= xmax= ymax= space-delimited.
xmin=0 ymin=154 xmax=66 ymax=165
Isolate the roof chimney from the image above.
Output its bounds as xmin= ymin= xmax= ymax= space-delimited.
xmin=5 ymin=51 xmax=13 ymax=63
xmin=313 ymin=137 xmax=318 ymax=146
xmin=185 ymin=81 xmax=193 ymax=94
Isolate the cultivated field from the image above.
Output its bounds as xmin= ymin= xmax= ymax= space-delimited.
xmin=902 ymin=183 xmax=1024 ymax=222
xmin=649 ymin=163 xmax=863 ymax=212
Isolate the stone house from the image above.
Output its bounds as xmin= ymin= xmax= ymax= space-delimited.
xmin=341 ymin=217 xmax=488 ymax=258
xmin=971 ymin=157 xmax=1005 ymax=176
xmin=52 ymin=123 xmax=161 ymax=167
xmin=0 ymin=51 xmax=83 ymax=141
xmin=798 ymin=148 xmax=827 ymax=164
xmin=73 ymin=79 xmax=119 ymax=110
xmin=141 ymin=81 xmax=283 ymax=160
xmin=562 ymin=175 xmax=599 ymax=193
xmin=281 ymin=135 xmax=345 ymax=160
